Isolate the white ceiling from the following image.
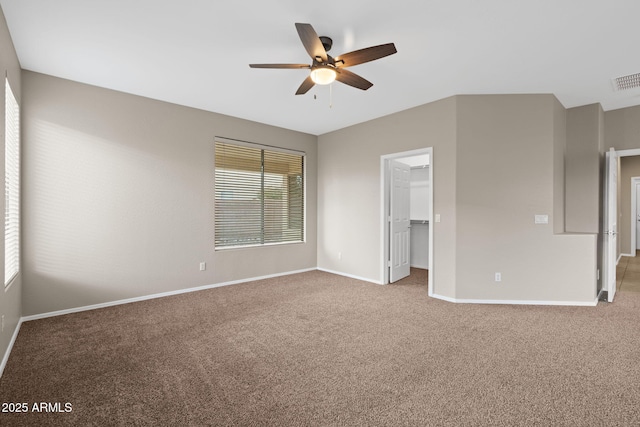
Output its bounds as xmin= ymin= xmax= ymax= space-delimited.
xmin=2 ymin=0 xmax=640 ymax=136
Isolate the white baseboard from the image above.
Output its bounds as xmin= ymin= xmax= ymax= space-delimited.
xmin=0 ymin=318 xmax=23 ymax=379
xmin=430 ymin=293 xmax=457 ymax=303
xmin=430 ymin=293 xmax=598 ymax=306
xmin=316 ymin=268 xmax=383 ymax=285
xmin=22 ymin=267 xmax=317 ymax=322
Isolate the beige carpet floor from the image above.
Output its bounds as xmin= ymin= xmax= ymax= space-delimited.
xmin=1 ymin=268 xmax=639 ymax=426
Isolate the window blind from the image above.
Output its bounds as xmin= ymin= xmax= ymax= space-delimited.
xmin=214 ymin=140 xmax=304 ymax=248
xmin=5 ymin=78 xmax=20 ymax=286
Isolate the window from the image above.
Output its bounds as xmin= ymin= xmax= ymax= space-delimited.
xmin=214 ymin=139 xmax=304 ymax=249
xmin=5 ymin=78 xmax=20 ymax=286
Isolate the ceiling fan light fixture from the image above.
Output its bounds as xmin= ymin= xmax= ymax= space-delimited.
xmin=249 ymin=23 xmax=396 ymax=95
xmin=310 ymin=66 xmax=336 ymax=85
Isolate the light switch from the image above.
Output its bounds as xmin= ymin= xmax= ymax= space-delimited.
xmin=535 ymin=215 xmax=549 ymax=224
xmin=435 ymin=214 xmax=441 ymax=223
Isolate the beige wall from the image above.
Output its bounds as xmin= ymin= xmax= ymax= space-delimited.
xmin=21 ymin=71 xmax=317 ymax=316
xmin=0 ymin=5 xmax=22 ymax=369
xmin=605 ymin=105 xmax=640 ymax=151
xmin=455 ymin=95 xmax=595 ymax=302
xmin=553 ymin=97 xmax=567 ymax=235
xmin=565 ymin=104 xmax=603 ymax=234
xmin=565 ymin=103 xmax=604 ymax=291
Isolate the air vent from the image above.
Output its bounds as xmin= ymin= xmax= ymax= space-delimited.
xmin=612 ymin=73 xmax=640 ymax=91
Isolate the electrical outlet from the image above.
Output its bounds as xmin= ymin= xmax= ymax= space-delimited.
xmin=199 ymin=262 xmax=206 ymax=271
xmin=495 ymin=272 xmax=502 ymax=282
xmin=338 ymin=252 xmax=342 ymax=261
xmin=1 ymin=315 xmax=4 ymax=332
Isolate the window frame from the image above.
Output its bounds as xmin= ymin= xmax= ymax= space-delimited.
xmin=4 ymin=77 xmax=20 ymax=287
xmin=213 ymin=137 xmax=306 ymax=250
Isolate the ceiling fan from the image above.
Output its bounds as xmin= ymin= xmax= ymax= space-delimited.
xmin=250 ymin=23 xmax=397 ymax=95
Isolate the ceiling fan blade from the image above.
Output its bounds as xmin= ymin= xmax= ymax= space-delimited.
xmin=335 ymin=69 xmax=373 ymax=91
xmin=295 ymin=76 xmax=315 ymax=95
xmin=249 ymin=63 xmax=310 ymax=69
xmin=334 ymin=43 xmax=397 ymax=68
xmin=295 ymin=23 xmax=327 ymax=63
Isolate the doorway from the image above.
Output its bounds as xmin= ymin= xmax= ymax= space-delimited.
xmin=380 ymin=148 xmax=433 ymax=295
xmin=604 ymin=148 xmax=640 ymax=302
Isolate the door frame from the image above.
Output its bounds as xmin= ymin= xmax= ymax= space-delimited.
xmin=604 ymin=148 xmax=640 ymax=302
xmin=380 ymin=147 xmax=433 ymax=295
xmin=631 ymin=177 xmax=640 ymax=254
xmin=603 ymin=148 xmax=618 ymax=302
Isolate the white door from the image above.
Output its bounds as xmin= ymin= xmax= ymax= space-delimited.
xmin=390 ymin=160 xmax=411 ymax=282
xmin=636 ymin=183 xmax=640 ymax=250
xmin=603 ymin=148 xmax=618 ymax=302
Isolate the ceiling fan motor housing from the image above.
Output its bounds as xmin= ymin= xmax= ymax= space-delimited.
xmin=319 ymin=36 xmax=333 ymax=52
